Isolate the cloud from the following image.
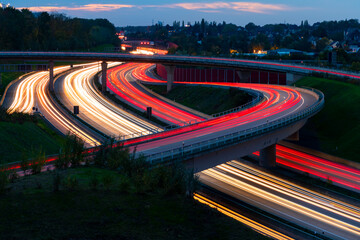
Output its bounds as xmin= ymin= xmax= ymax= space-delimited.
xmin=149 ymin=2 xmax=289 ymax=14
xmin=24 ymin=4 xmax=134 ymax=12
xmin=21 ymin=2 xmax=289 ymax=14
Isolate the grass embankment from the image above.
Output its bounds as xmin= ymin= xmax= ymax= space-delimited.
xmin=0 ymin=121 xmax=63 ymax=164
xmin=0 ymin=72 xmax=24 ymax=95
xmin=296 ymin=76 xmax=360 ymax=161
xmin=146 ymin=84 xmax=252 ymax=115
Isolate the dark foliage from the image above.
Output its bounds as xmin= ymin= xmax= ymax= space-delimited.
xmin=0 ymin=7 xmax=118 ymax=51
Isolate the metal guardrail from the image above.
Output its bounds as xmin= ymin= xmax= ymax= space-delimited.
xmin=211 ymin=90 xmax=264 ymax=118
xmin=144 ymin=88 xmax=324 ymax=165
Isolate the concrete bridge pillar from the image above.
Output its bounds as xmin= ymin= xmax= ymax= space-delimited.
xmin=259 ymin=144 xmax=276 ymax=168
xmin=165 ymin=65 xmax=176 ymax=93
xmin=236 ymin=71 xmax=251 ymax=83
xmin=286 ymin=73 xmax=302 ymax=85
xmin=101 ymin=61 xmax=108 ymax=93
xmin=286 ymin=131 xmax=300 ymax=141
xmin=49 ymin=60 xmax=54 ymax=92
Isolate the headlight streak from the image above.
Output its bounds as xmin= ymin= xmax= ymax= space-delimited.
xmin=193 ymin=193 xmax=295 ymax=240
xmin=61 ymin=63 xmax=159 ymax=137
xmin=201 ymin=165 xmax=360 ymax=239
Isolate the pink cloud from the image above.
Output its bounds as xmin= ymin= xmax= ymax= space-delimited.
xmin=23 ymin=4 xmax=134 ymax=12
xmin=20 ymin=2 xmax=289 ymax=14
xmin=154 ymin=2 xmax=289 ymax=13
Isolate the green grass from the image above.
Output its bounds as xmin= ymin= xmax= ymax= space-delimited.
xmin=295 ymin=77 xmax=360 ymax=161
xmin=0 ymin=121 xmax=64 ymax=164
xmin=0 ymin=167 xmax=268 ymax=240
xmin=0 ymin=72 xmax=24 ymax=95
xmin=146 ymin=84 xmax=252 ymax=115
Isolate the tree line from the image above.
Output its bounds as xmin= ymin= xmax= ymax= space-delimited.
xmin=0 ymin=7 xmax=119 ymax=51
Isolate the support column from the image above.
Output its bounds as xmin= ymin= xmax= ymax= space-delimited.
xmin=101 ymin=61 xmax=108 ymax=93
xmin=259 ymin=144 xmax=276 ymax=168
xmin=286 ymin=72 xmax=302 ymax=85
xmin=236 ymin=71 xmax=251 ymax=83
xmin=165 ymin=65 xmax=176 ymax=93
xmin=286 ymin=131 xmax=300 ymax=141
xmin=49 ymin=60 xmax=54 ymax=92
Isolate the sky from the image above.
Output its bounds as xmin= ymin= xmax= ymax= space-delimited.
xmin=8 ymin=1 xmax=360 ymax=27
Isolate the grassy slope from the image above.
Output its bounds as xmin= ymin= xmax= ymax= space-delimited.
xmin=0 ymin=121 xmax=63 ymax=164
xmin=146 ymin=84 xmax=252 ymax=115
xmin=0 ymin=167 xmax=267 ymax=240
xmin=296 ymin=77 xmax=360 ymax=161
xmin=0 ymin=72 xmax=24 ymax=95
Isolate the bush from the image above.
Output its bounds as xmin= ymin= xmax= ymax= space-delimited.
xmin=53 ymin=171 xmax=62 ymax=192
xmin=64 ymin=175 xmax=79 ymax=191
xmin=102 ymin=174 xmax=114 ymax=190
xmin=55 ymin=133 xmax=85 ymax=169
xmin=89 ymin=174 xmax=99 ymax=191
xmin=30 ymin=149 xmax=46 ymax=175
xmin=0 ymin=170 xmax=8 ymax=194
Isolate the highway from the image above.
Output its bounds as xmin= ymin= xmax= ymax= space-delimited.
xmin=107 ymin=63 xmax=206 ymax=126
xmin=200 ymin=161 xmax=360 ymax=240
xmin=54 ymin=63 xmax=159 ymax=138
xmin=2 ymin=64 xmax=103 ymax=147
xmin=105 ymin=63 xmax=360 ymax=239
xmin=3 ymin=56 xmax=359 ymax=239
xmin=254 ymin=145 xmax=360 ymax=192
xmin=110 ymin=63 xmax=360 ymax=193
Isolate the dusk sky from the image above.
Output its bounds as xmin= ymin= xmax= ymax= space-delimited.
xmin=9 ymin=1 xmax=360 ymax=27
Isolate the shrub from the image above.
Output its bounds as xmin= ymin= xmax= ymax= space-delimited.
xmin=30 ymin=149 xmax=46 ymax=175
xmin=53 ymin=171 xmax=62 ymax=192
xmin=102 ymin=174 xmax=114 ymax=190
xmin=64 ymin=175 xmax=79 ymax=191
xmin=0 ymin=170 xmax=8 ymax=194
xmin=89 ymin=174 xmax=99 ymax=191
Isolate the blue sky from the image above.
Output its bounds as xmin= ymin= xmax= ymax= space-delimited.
xmin=9 ymin=1 xmax=360 ymax=27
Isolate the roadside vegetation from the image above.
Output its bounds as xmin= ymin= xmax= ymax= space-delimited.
xmin=0 ymin=135 xmax=266 ymax=240
xmin=146 ymin=84 xmax=253 ymax=115
xmin=0 ymin=72 xmax=24 ymax=95
xmin=295 ymin=76 xmax=360 ymax=161
xmin=0 ymin=107 xmax=64 ymax=164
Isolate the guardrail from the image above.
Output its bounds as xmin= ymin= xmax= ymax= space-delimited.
xmin=211 ymin=90 xmax=264 ymax=118
xmin=144 ymin=88 xmax=324 ymax=165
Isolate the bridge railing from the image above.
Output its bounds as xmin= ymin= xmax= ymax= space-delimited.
xmin=144 ymin=88 xmax=324 ymax=165
xmin=211 ymin=90 xmax=264 ymax=118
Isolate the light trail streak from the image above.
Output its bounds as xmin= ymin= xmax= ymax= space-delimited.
xmin=6 ymin=65 xmax=102 ymax=146
xmin=200 ymin=161 xmax=360 ymax=239
xmin=60 ymin=63 xmax=159 ymax=137
xmin=193 ymin=193 xmax=295 ymax=240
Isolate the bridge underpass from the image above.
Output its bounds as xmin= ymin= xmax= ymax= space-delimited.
xmin=184 ymin=120 xmax=306 ymax=172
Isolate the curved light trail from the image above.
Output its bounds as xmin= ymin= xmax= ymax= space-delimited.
xmin=4 ymin=64 xmax=103 ymax=146
xmin=56 ymin=63 xmax=159 ymax=138
xmin=107 ymin=63 xmax=205 ymax=125
xmin=105 ymin=63 xmax=360 ymax=239
xmin=4 ymin=55 xmax=358 ymax=239
xmin=111 ymin=63 xmax=360 ymax=193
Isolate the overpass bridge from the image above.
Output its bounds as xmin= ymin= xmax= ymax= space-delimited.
xmin=1 ymin=51 xmax=359 ymax=93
